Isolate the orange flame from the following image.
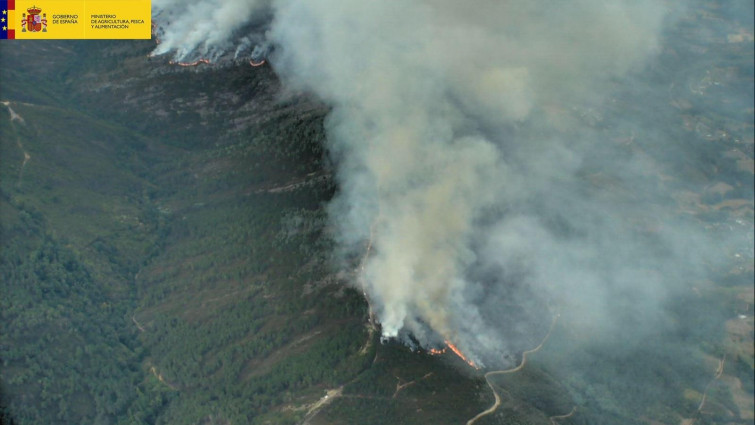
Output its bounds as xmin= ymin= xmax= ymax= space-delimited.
xmin=428 ymin=347 xmax=446 ymax=355
xmin=445 ymin=340 xmax=479 ymax=369
xmin=249 ymin=59 xmax=266 ymax=67
xmin=169 ymin=58 xmax=211 ymax=67
xmin=151 ymin=22 xmax=160 ymax=44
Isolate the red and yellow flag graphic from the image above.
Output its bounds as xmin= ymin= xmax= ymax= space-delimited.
xmin=2 ymin=0 xmax=151 ymax=40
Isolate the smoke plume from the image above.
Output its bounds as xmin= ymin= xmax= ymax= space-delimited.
xmin=154 ymin=0 xmax=753 ymax=375
xmin=151 ymin=0 xmax=270 ymax=60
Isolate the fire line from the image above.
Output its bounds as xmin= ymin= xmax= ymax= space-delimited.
xmin=169 ymin=58 xmax=211 ymax=67
xmin=445 ymin=340 xmax=479 ymax=369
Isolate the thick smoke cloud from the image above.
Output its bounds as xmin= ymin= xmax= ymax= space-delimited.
xmin=153 ymin=0 xmax=752 ymax=374
xmin=152 ymin=0 xmax=270 ymax=60
xmin=265 ymin=0 xmax=673 ymax=365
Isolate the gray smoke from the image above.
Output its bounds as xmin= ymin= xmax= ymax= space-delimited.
xmin=152 ymin=0 xmax=270 ymax=60
xmin=267 ymin=0 xmax=671 ymax=366
xmin=152 ymin=0 xmax=752 ymax=372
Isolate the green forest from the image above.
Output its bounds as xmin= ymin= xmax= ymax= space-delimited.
xmin=1 ymin=4 xmax=753 ymax=423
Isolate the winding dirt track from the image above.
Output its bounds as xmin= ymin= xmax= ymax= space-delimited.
xmin=2 ymin=102 xmax=31 ymax=187
xmin=466 ymin=314 xmax=560 ymax=425
xmin=132 ymin=315 xmax=146 ymax=332
xmin=685 ymin=354 xmax=726 ymax=425
xmin=393 ymin=372 xmax=433 ymax=399
xmin=550 ymin=406 xmax=577 ymax=424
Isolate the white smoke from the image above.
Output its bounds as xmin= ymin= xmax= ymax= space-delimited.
xmin=152 ymin=0 xmax=269 ymax=59
xmin=152 ymin=0 xmax=750 ymax=368
xmin=265 ymin=0 xmax=669 ymax=364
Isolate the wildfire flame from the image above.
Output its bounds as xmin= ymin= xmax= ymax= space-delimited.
xmin=445 ymin=340 xmax=479 ymax=369
xmin=151 ymin=22 xmax=160 ymax=45
xmin=151 ymin=21 xmax=212 ymax=67
xmin=427 ymin=347 xmax=446 ymax=355
xmin=249 ymin=59 xmax=266 ymax=67
xmin=169 ymin=59 xmax=211 ymax=67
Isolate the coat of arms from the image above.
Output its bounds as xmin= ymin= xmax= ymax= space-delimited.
xmin=21 ymin=6 xmax=47 ymax=33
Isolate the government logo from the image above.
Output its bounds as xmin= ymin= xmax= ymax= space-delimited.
xmin=22 ymin=5 xmax=47 ymax=32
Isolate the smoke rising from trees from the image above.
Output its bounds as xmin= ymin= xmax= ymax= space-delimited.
xmin=153 ymin=0 xmax=753 ymax=373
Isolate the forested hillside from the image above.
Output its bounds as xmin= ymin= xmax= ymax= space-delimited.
xmin=0 ymin=40 xmax=492 ymax=425
xmin=1 ymin=3 xmax=753 ymax=422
